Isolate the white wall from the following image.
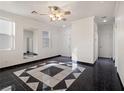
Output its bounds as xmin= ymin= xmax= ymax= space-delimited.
xmin=113 ymin=23 xmax=116 ymax=61
xmin=98 ymin=24 xmax=113 ymax=58
xmin=94 ymin=22 xmax=98 ymax=62
xmin=60 ymin=27 xmax=71 ymax=57
xmin=115 ymin=2 xmax=124 ymax=86
xmin=71 ymin=17 xmax=95 ymax=64
xmin=0 ymin=10 xmax=62 ymax=68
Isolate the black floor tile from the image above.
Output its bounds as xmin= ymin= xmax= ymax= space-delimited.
xmin=53 ymin=79 xmax=67 ymax=90
xmin=37 ymin=82 xmax=51 ymax=91
xmin=41 ymin=66 xmax=63 ymax=77
xmin=0 ymin=80 xmax=25 ymax=91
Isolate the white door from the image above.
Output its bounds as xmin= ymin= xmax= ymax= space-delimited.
xmin=98 ymin=24 xmax=113 ymax=58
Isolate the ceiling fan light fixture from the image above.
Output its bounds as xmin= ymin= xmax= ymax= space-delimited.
xmin=52 ymin=17 xmax=56 ymax=21
xmin=58 ymin=17 xmax=62 ymax=20
xmin=49 ymin=14 xmax=54 ymax=18
xmin=32 ymin=6 xmax=71 ymax=21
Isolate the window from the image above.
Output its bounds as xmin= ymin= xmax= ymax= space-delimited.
xmin=42 ymin=31 xmax=50 ymax=48
xmin=0 ymin=18 xmax=15 ymax=50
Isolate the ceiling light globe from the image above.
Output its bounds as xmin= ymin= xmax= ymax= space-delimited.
xmin=58 ymin=17 xmax=62 ymax=20
xmin=103 ymin=19 xmax=107 ymax=22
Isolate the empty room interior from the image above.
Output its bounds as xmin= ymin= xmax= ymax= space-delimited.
xmin=0 ymin=1 xmax=124 ymax=91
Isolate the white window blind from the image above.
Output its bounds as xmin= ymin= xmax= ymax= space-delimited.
xmin=0 ymin=18 xmax=15 ymax=50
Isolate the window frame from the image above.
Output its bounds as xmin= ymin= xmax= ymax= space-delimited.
xmin=42 ymin=31 xmax=50 ymax=48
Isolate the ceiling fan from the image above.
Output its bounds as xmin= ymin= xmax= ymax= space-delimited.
xmin=31 ymin=6 xmax=71 ymax=21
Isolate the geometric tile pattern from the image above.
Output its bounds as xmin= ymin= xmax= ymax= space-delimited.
xmin=13 ymin=61 xmax=85 ymax=91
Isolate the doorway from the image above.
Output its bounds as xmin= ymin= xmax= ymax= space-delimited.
xmin=23 ymin=29 xmax=38 ymax=58
xmin=25 ymin=31 xmax=33 ymax=53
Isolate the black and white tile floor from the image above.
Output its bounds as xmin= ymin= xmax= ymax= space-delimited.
xmin=13 ymin=61 xmax=85 ymax=91
xmin=0 ymin=57 xmax=123 ymax=91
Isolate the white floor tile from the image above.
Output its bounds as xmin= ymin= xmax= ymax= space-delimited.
xmin=20 ymin=76 xmax=30 ymax=83
xmin=27 ymin=82 xmax=39 ymax=91
xmin=65 ymin=79 xmax=75 ymax=88
xmin=73 ymin=73 xmax=81 ymax=78
xmin=1 ymin=86 xmax=12 ymax=91
xmin=14 ymin=69 xmax=26 ymax=77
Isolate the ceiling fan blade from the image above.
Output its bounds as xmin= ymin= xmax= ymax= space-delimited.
xmin=64 ymin=11 xmax=71 ymax=15
xmin=31 ymin=11 xmax=38 ymax=14
xmin=31 ymin=11 xmax=48 ymax=15
xmin=39 ymin=14 xmax=48 ymax=15
xmin=62 ymin=18 xmax=67 ymax=21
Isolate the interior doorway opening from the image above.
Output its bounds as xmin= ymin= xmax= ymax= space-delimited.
xmin=95 ymin=17 xmax=115 ymax=59
xmin=23 ymin=29 xmax=38 ymax=59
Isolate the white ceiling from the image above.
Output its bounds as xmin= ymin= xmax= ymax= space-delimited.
xmin=0 ymin=1 xmax=116 ymax=27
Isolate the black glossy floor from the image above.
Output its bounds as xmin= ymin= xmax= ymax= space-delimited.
xmin=0 ymin=56 xmax=123 ymax=91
